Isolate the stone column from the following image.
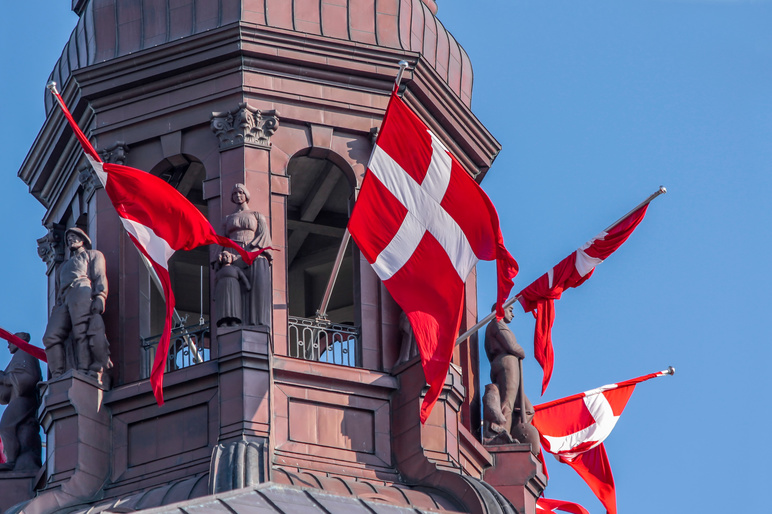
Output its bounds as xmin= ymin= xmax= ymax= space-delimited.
xmin=207 ymin=104 xmax=279 ymax=493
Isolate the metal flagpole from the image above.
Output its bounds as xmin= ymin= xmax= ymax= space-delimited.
xmin=533 ymin=366 xmax=675 ymax=411
xmin=454 ymin=186 xmax=668 ymax=346
xmin=138 ymin=253 xmax=204 ymax=364
xmin=315 ymin=61 xmax=413 ymax=321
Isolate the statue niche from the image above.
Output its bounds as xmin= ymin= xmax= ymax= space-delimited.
xmin=217 ymin=184 xmax=273 ymax=329
xmin=482 ymin=304 xmax=539 ymax=454
xmin=0 ymin=332 xmax=42 ymax=472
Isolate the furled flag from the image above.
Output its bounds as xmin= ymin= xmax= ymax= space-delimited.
xmin=0 ymin=328 xmax=47 ymax=362
xmin=536 ymin=498 xmax=590 ymax=514
xmin=49 ymin=85 xmax=269 ymax=405
xmin=519 ymin=189 xmax=664 ymax=395
xmin=348 ymin=92 xmax=519 ymax=423
xmin=532 ymin=367 xmax=674 ymax=514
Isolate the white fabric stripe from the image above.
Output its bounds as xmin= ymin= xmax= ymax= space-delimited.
xmin=370 ymin=132 xmax=477 ymax=281
xmin=542 ymin=391 xmax=619 ymax=458
xmin=120 ymin=218 xmax=175 ymax=271
xmin=547 ymin=267 xmax=554 ymax=288
xmin=85 ymin=154 xmax=108 ymax=187
xmin=575 ymin=230 xmax=608 ymax=276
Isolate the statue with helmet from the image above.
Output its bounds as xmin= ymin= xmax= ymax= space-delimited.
xmin=42 ymin=227 xmax=111 ymax=382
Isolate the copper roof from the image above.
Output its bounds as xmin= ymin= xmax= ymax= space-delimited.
xmin=47 ymin=0 xmax=473 ymax=112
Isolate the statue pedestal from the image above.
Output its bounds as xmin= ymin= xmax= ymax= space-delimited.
xmin=0 ymin=470 xmax=38 ymax=512
xmin=9 ymin=371 xmax=112 ymax=513
xmin=484 ymin=444 xmax=547 ymax=514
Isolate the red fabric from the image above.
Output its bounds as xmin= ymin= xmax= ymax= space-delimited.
xmin=0 ymin=436 xmax=4 ymax=464
xmin=519 ymin=254 xmax=590 ymax=394
xmin=563 ymin=445 xmax=617 ymax=514
xmin=52 ymin=91 xmax=270 ymax=405
xmin=533 ymin=371 xmax=668 ymax=514
xmin=519 ymin=205 xmax=649 ymax=394
xmin=0 ymin=328 xmax=47 ymax=362
xmin=348 ymin=93 xmax=518 ymax=423
xmin=536 ymin=497 xmax=590 ymax=514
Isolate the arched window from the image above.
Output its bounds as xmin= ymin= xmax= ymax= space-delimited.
xmin=285 ymin=154 xmax=358 ymax=366
xmin=139 ymin=157 xmax=211 ymax=377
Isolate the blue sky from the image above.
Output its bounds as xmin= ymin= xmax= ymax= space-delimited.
xmin=1 ymin=1 xmax=770 ymax=512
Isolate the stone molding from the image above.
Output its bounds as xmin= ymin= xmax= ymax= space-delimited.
xmin=98 ymin=141 xmax=130 ymax=165
xmin=211 ymin=103 xmax=279 ymax=150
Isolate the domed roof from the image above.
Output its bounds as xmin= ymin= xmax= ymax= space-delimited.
xmin=47 ymin=0 xmax=473 ymax=112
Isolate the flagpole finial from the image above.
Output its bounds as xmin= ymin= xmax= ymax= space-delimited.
xmin=46 ymin=81 xmax=59 ymax=94
xmin=667 ymin=365 xmax=675 ymax=375
xmin=659 ymin=185 xmax=667 ymax=194
xmin=393 ymin=61 xmax=411 ymax=94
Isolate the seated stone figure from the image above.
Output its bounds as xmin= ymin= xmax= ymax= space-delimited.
xmin=0 ymin=332 xmax=42 ymax=471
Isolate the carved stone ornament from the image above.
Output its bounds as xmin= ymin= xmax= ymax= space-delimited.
xmin=36 ymin=223 xmax=65 ymax=273
xmin=98 ymin=141 xmax=129 ymax=165
xmin=78 ymin=164 xmax=102 ymax=202
xmin=211 ymin=103 xmax=279 ymax=150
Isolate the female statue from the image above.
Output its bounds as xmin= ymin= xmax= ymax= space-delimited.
xmin=222 ymin=183 xmax=273 ymax=328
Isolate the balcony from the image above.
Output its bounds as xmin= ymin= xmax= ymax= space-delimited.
xmin=287 ymin=316 xmax=360 ymax=368
xmin=140 ymin=323 xmax=211 ymax=379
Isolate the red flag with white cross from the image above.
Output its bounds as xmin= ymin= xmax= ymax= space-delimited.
xmin=519 ymin=204 xmax=652 ymax=395
xmin=348 ymin=92 xmax=519 ymax=423
xmin=49 ymin=85 xmax=270 ymax=406
xmin=532 ymin=368 xmax=674 ymax=514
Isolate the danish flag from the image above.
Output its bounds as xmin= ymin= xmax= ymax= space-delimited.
xmin=49 ymin=87 xmax=268 ymax=405
xmin=519 ymin=203 xmax=653 ymax=394
xmin=532 ymin=368 xmax=674 ymax=514
xmin=348 ymin=92 xmax=518 ymax=423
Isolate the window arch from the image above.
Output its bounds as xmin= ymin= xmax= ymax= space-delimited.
xmin=285 ymin=153 xmax=358 ymax=366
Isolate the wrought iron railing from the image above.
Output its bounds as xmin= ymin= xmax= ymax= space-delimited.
xmin=288 ymin=316 xmax=360 ymax=367
xmin=140 ymin=323 xmax=211 ymax=379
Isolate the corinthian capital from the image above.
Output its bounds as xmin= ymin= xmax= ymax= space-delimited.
xmin=211 ymin=103 xmax=279 ymax=150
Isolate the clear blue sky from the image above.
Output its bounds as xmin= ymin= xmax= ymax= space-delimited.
xmin=1 ymin=1 xmax=770 ymax=512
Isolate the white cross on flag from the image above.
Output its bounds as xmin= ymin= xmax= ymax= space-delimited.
xmin=348 ymin=92 xmax=519 ymax=423
xmin=532 ymin=368 xmax=673 ymax=514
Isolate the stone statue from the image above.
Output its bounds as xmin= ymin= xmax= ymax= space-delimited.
xmin=223 ymin=184 xmax=273 ymax=328
xmin=42 ymin=227 xmax=111 ymax=380
xmin=214 ymin=251 xmax=251 ymax=327
xmin=0 ymin=332 xmax=42 ymax=471
xmin=482 ymin=304 xmax=539 ymax=453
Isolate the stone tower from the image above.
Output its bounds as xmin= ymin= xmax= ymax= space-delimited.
xmin=3 ymin=1 xmax=545 ymax=512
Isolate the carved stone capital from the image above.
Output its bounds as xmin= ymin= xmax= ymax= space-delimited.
xmin=78 ymin=164 xmax=102 ymax=202
xmin=98 ymin=141 xmax=129 ymax=165
xmin=37 ymin=223 xmax=65 ymax=273
xmin=211 ymin=104 xmax=279 ymax=150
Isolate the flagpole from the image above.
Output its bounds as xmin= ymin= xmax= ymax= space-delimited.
xmin=533 ymin=366 xmax=675 ymax=412
xmin=604 ymin=185 xmax=666 ymax=233
xmin=455 ymin=186 xmax=668 ymax=346
xmin=47 ymin=82 xmax=204 ymax=365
